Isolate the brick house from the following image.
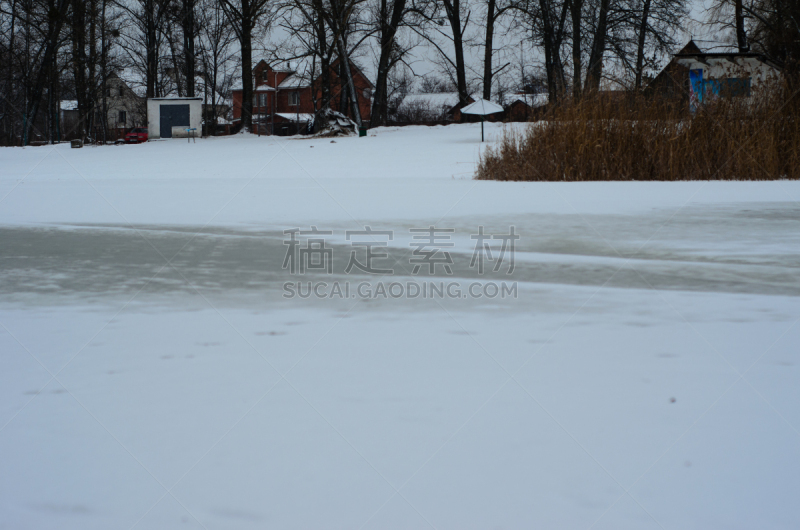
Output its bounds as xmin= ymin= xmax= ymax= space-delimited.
xmin=232 ymin=59 xmax=374 ymax=134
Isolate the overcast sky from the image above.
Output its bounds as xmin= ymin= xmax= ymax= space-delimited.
xmin=260 ymin=0 xmax=735 ymax=93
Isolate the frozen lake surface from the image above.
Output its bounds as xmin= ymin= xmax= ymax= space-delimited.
xmin=1 ymin=125 xmax=799 ymax=529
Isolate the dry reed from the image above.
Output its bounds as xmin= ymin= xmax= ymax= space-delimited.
xmin=476 ymin=80 xmax=800 ymax=181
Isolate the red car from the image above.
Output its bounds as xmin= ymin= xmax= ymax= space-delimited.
xmin=125 ymin=128 xmax=148 ymax=143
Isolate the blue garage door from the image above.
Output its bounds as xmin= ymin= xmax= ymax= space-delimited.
xmin=159 ymin=104 xmax=190 ymax=138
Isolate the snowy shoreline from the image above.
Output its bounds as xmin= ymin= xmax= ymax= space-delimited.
xmin=2 ymin=124 xmax=799 ymax=529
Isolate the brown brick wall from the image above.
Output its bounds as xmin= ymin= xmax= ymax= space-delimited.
xmin=231 ymin=61 xmax=374 ymax=125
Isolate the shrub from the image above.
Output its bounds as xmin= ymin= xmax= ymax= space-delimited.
xmin=393 ymin=99 xmax=452 ymax=124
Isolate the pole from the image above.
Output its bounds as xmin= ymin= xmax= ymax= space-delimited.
xmin=481 ymin=116 xmax=484 ymax=142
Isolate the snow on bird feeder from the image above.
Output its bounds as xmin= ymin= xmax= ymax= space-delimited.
xmin=459 ymin=98 xmax=504 ymax=142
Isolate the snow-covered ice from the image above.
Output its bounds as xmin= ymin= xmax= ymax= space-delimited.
xmin=1 ymin=123 xmax=799 ymax=529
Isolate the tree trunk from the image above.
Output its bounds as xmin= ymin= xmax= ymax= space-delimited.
xmin=240 ymin=18 xmax=253 ymax=130
xmin=145 ymin=0 xmax=158 ymax=98
xmin=184 ymin=0 xmax=196 ymax=96
xmin=100 ymin=0 xmax=108 ymax=142
xmin=23 ymin=0 xmax=31 ymax=145
xmin=7 ymin=0 xmax=16 ymax=143
xmin=47 ymin=49 xmax=56 ymax=143
xmin=735 ymin=0 xmax=748 ymax=52
xmin=634 ymin=0 xmax=651 ymax=89
xmin=210 ymin=55 xmax=218 ymax=131
xmin=315 ymin=0 xmax=331 ymax=109
xmin=72 ymin=0 xmax=89 ymax=139
xmin=585 ymin=0 xmax=610 ymax=92
xmin=168 ymin=27 xmax=184 ymax=95
xmin=554 ymin=1 xmax=568 ymax=92
xmin=570 ymin=0 xmax=583 ymax=98
xmin=370 ymin=0 xmax=407 ymax=126
xmin=539 ymin=0 xmax=565 ymax=101
xmin=336 ymin=33 xmax=362 ymax=126
xmin=370 ymin=0 xmax=391 ymax=125
xmin=444 ymin=0 xmax=469 ymax=105
xmin=338 ymin=59 xmax=348 ymax=113
xmin=88 ymin=0 xmax=96 ymax=134
xmin=482 ymin=0 xmax=496 ymax=100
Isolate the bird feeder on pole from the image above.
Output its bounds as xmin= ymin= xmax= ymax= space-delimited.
xmin=459 ymin=99 xmax=504 ymax=142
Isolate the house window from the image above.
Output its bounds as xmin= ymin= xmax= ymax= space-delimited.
xmin=263 ymin=72 xmax=269 ymax=82
xmin=703 ymin=77 xmax=752 ymax=100
xmin=259 ymin=93 xmax=267 ymax=107
xmin=118 ymin=110 xmax=126 ymax=124
xmin=289 ymin=91 xmax=299 ymax=106
xmin=723 ymin=78 xmax=751 ymax=97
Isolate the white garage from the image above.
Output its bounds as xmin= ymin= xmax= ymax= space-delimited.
xmin=147 ymin=97 xmax=202 ymax=139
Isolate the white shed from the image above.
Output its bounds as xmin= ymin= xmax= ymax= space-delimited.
xmin=147 ymin=97 xmax=202 ymax=139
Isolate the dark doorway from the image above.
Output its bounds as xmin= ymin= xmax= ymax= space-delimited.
xmin=159 ymin=104 xmax=190 ymax=138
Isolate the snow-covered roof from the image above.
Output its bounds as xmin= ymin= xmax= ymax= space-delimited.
xmin=461 ymin=98 xmax=504 ymax=116
xmin=232 ymin=56 xmax=373 ymax=91
xmin=60 ymin=100 xmax=78 ymax=111
xmin=398 ymin=92 xmax=461 ymax=109
xmin=277 ymin=71 xmax=312 ymax=89
xmin=275 ymin=113 xmax=314 ymax=122
xmin=113 ymin=68 xmax=146 ymax=97
xmin=228 ymin=57 xmax=316 ymax=91
xmin=510 ymin=93 xmax=548 ymax=108
xmin=148 ymin=97 xmax=203 ymax=101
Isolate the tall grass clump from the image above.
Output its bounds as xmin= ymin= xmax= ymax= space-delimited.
xmin=477 ymin=79 xmax=800 ymax=181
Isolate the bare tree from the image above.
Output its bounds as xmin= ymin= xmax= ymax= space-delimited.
xmin=746 ymin=0 xmax=800 ymax=68
xmin=418 ymin=72 xmax=455 ymax=91
xmin=70 ymin=0 xmax=90 ymax=137
xmin=438 ymin=0 xmax=470 ymax=103
xmin=197 ymin=0 xmax=237 ymax=131
xmin=409 ymin=0 xmax=473 ymax=104
xmin=272 ymin=0 xmax=368 ymax=124
xmin=218 ymin=0 xmax=273 ymax=130
xmin=481 ymin=0 xmax=513 ymax=99
xmin=584 ymin=0 xmax=609 ymax=90
xmin=521 ymin=0 xmax=568 ymax=100
xmin=118 ymin=0 xmax=170 ymax=98
xmin=569 ymin=0 xmax=584 ymax=96
xmin=183 ymin=0 xmax=196 ymax=95
xmin=20 ymin=0 xmax=72 ymax=144
xmin=321 ymin=0 xmax=371 ymax=125
xmin=369 ymin=0 xmax=417 ymax=125
xmin=633 ymin=0 xmax=686 ymax=89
